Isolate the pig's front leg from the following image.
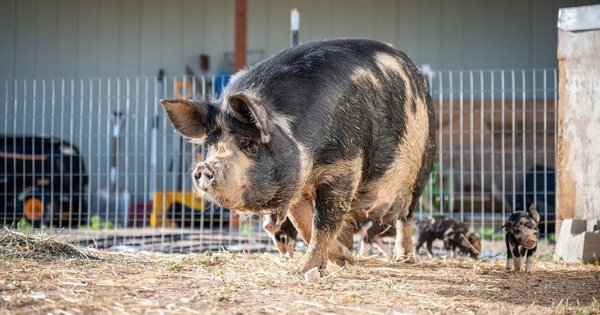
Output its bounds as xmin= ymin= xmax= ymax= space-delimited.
xmin=298 ymin=177 xmax=355 ymax=274
xmin=525 ymin=246 xmax=537 ymax=273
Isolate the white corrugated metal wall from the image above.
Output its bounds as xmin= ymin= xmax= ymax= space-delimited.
xmin=2 ymin=0 xmax=600 ymax=81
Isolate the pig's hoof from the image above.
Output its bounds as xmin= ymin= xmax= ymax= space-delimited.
xmin=330 ymin=254 xmax=354 ymax=266
xmin=394 ymin=253 xmax=415 ymax=263
xmin=297 ymin=257 xmax=327 ymax=275
xmin=303 ymin=267 xmax=322 ymax=282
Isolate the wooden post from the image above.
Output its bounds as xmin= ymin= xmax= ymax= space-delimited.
xmin=234 ymin=0 xmax=247 ymax=73
xmin=231 ymin=0 xmax=247 ymax=229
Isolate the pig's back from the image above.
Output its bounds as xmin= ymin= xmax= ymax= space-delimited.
xmin=225 ymin=39 xmax=436 ymax=221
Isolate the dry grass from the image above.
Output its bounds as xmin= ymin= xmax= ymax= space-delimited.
xmin=0 ymin=229 xmax=599 ymax=315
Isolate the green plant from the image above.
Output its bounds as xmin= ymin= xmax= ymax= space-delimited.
xmin=420 ymin=162 xmax=454 ymax=212
xmin=482 ymin=227 xmax=504 ymax=241
xmin=240 ymin=223 xmax=253 ymax=235
xmin=168 ymin=261 xmax=183 ymax=272
xmin=16 ymin=218 xmax=34 ymax=232
xmin=87 ymin=215 xmax=115 ymax=230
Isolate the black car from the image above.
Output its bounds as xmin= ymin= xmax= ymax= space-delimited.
xmin=0 ymin=135 xmax=89 ymax=227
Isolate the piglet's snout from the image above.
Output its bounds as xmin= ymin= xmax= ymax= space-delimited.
xmin=194 ymin=162 xmax=216 ymax=191
xmin=523 ymin=238 xmax=537 ymax=248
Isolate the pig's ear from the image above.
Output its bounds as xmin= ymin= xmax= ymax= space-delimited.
xmin=160 ymin=99 xmax=212 ymax=141
xmin=527 ymin=204 xmax=541 ymax=224
xmin=503 ymin=219 xmax=514 ymax=232
xmin=227 ymin=92 xmax=271 ymax=143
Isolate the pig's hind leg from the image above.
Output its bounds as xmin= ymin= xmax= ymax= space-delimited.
xmin=394 ymin=216 xmax=415 ymax=262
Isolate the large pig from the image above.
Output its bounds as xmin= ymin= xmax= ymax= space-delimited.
xmin=161 ymin=39 xmax=436 ymax=273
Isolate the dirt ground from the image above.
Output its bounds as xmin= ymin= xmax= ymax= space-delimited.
xmin=1 ymin=234 xmax=599 ymax=315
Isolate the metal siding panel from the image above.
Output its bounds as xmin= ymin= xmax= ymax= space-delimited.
xmin=248 ymin=0 xmax=267 ymax=52
xmin=139 ymin=0 xmax=161 ymax=76
xmin=485 ymin=0 xmax=510 ymax=68
xmin=34 ymin=0 xmax=57 ymax=78
xmin=397 ymin=0 xmax=420 ymax=61
xmin=311 ymin=0 xmax=334 ymax=40
xmin=117 ymin=0 xmax=141 ymax=77
xmin=14 ymin=0 xmax=36 ymax=78
xmin=182 ymin=0 xmax=205 ymax=73
xmin=463 ymin=0 xmax=486 ymax=69
xmin=0 ymin=0 xmax=16 ymax=80
xmin=375 ymin=0 xmax=398 ymax=44
xmin=97 ymin=0 xmax=119 ymax=77
xmin=532 ymin=0 xmax=559 ymax=68
xmin=77 ymin=0 xmax=100 ymax=77
xmin=419 ymin=0 xmax=443 ymax=68
xmin=203 ymin=1 xmax=230 ymax=74
xmin=56 ymin=0 xmax=78 ymax=77
xmin=441 ymin=0 xmax=464 ymax=70
xmin=332 ymin=0 xmax=355 ymax=38
xmin=160 ymin=0 xmax=184 ymax=75
xmin=265 ymin=0 xmax=289 ymax=55
xmin=355 ymin=0 xmax=377 ymax=38
xmin=508 ymin=0 xmax=532 ymax=68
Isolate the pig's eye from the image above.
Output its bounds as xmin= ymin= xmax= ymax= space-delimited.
xmin=239 ymin=138 xmax=258 ymax=156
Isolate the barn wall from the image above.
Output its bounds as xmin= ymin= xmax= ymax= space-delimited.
xmin=2 ymin=0 xmax=600 ymax=81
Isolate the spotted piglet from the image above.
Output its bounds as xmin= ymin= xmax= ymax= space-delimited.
xmin=262 ymin=214 xmax=298 ymax=258
xmin=504 ymin=204 xmax=540 ymax=273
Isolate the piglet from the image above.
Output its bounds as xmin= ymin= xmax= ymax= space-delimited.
xmin=504 ymin=204 xmax=540 ymax=273
xmin=262 ymin=214 xmax=298 ymax=258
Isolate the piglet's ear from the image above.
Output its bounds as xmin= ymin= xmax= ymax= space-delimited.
xmin=503 ymin=219 xmax=515 ymax=232
xmin=161 ymin=99 xmax=213 ymax=141
xmin=527 ymin=204 xmax=541 ymax=224
xmin=227 ymin=92 xmax=271 ymax=143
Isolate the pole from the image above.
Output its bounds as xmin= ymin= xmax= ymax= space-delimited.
xmin=234 ymin=0 xmax=247 ymax=72
xmin=291 ymin=8 xmax=300 ymax=47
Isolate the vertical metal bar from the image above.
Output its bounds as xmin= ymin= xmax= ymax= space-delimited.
xmin=116 ymin=77 xmax=121 ymax=229
xmin=12 ymin=79 xmax=17 ymax=225
xmin=521 ymin=70 xmax=527 ymax=214
xmin=140 ymin=78 xmax=148 ymax=231
xmin=78 ymin=79 xmax=84 ymax=228
xmin=479 ymin=70 xmax=485 ymax=250
xmin=105 ymin=78 xmax=111 ymax=227
xmin=469 ymin=71 xmax=474 ymax=229
xmin=132 ymin=78 xmax=138 ymax=229
xmin=69 ymin=78 xmax=75 ymax=229
xmin=31 ymin=79 xmax=37 ymax=229
xmin=57 ymin=79 xmax=65 ymax=228
xmin=160 ymin=76 xmax=168 ymax=249
xmin=3 ymin=80 xmax=8 ymax=227
xmin=510 ymin=70 xmax=516 ymax=212
xmin=438 ymin=71 xmax=444 ymax=216
xmin=142 ymin=77 xmax=149 ymax=248
xmin=448 ymin=72 xmax=454 ymax=216
xmin=88 ymin=78 xmax=94 ymax=229
xmin=459 ymin=71 xmax=464 ymax=222
xmin=125 ymin=78 xmax=131 ymax=232
xmin=490 ymin=71 xmax=496 ymax=245
xmin=501 ymin=70 xmax=506 ymax=224
xmin=532 ymin=70 xmax=538 ymax=231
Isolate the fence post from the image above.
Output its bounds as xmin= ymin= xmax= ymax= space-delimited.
xmin=555 ymin=4 xmax=600 ymax=263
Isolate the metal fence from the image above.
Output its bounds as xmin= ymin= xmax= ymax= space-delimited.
xmin=1 ymin=69 xmax=557 ymax=256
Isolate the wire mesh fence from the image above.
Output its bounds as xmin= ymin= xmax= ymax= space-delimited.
xmin=1 ymin=69 xmax=557 ymax=257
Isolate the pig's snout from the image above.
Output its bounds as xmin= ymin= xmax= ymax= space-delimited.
xmin=263 ymin=222 xmax=277 ymax=233
xmin=194 ymin=162 xmax=216 ymax=190
xmin=523 ymin=238 xmax=537 ymax=248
